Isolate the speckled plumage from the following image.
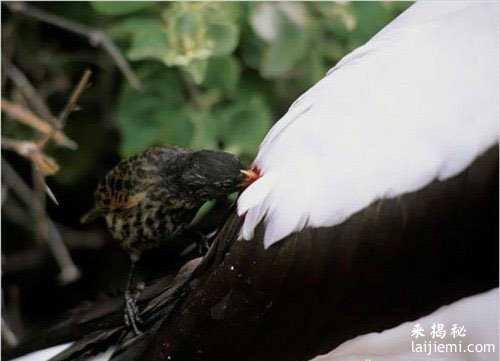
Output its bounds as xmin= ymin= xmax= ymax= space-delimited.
xmin=87 ymin=145 xmax=244 ymax=256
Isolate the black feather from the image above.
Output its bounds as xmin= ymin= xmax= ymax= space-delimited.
xmin=8 ymin=145 xmax=498 ymax=361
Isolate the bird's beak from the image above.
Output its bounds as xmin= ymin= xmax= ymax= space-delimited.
xmin=80 ymin=207 xmax=103 ymax=224
xmin=239 ymin=167 xmax=260 ymax=187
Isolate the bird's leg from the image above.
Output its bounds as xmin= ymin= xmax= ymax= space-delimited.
xmin=179 ymin=229 xmax=213 ymax=257
xmin=197 ymin=232 xmax=211 ymax=255
xmin=124 ymin=253 xmax=143 ymax=336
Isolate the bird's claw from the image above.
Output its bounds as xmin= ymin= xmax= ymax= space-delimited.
xmin=124 ymin=284 xmax=144 ymax=336
xmin=197 ymin=239 xmax=209 ymax=255
xmin=197 ymin=231 xmax=215 ymax=255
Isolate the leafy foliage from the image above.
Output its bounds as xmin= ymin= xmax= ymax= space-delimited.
xmin=90 ymin=1 xmax=411 ymax=161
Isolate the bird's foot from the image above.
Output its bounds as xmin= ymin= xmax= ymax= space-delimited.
xmin=197 ymin=230 xmax=215 ymax=255
xmin=124 ymin=282 xmax=145 ymax=336
xmin=197 ymin=238 xmax=209 ymax=255
xmin=180 ymin=232 xmax=211 ymax=257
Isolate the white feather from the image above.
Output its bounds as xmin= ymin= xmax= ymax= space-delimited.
xmin=310 ymin=288 xmax=499 ymax=361
xmin=11 ymin=343 xmax=114 ymax=361
xmin=238 ymin=1 xmax=499 ymax=248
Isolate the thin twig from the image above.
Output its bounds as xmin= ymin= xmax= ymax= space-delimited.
xmin=5 ymin=2 xmax=143 ymax=90
xmin=1 ymin=98 xmax=76 ymax=149
xmin=57 ymin=69 xmax=92 ymax=127
xmin=3 ymin=58 xmax=56 ymax=123
xmin=1 ymin=138 xmax=37 ymax=157
xmin=2 ymin=159 xmax=81 ymax=284
xmin=32 ymin=163 xmax=49 ymax=242
xmin=3 ymin=198 xmax=105 ymax=250
xmin=3 ymin=69 xmax=92 ymax=208
xmin=37 ymin=69 xmax=93 ymax=149
xmin=2 ymin=136 xmax=61 ymax=202
xmin=1 ymin=138 xmax=59 ymax=175
xmin=1 ymin=17 xmax=20 ymax=88
xmin=43 ymin=181 xmax=60 ymax=206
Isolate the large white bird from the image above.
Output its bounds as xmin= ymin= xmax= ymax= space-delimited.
xmin=10 ymin=1 xmax=499 ymax=361
xmin=238 ymin=0 xmax=498 ymax=248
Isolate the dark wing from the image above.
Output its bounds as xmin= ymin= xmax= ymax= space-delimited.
xmin=2 ymin=274 xmax=176 ymax=360
xmin=138 ymin=145 xmax=498 ymax=361
xmin=8 ymin=146 xmax=497 ymax=361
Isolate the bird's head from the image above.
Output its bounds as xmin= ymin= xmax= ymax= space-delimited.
xmin=179 ymin=149 xmax=247 ymax=200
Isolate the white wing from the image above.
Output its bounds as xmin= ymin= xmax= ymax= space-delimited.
xmin=238 ymin=1 xmax=499 ymax=248
xmin=310 ymin=288 xmax=499 ymax=361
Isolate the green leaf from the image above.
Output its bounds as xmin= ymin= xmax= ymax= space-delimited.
xmin=184 ymin=59 xmax=208 ymax=85
xmin=190 ymin=199 xmax=216 ymax=226
xmin=155 ymin=107 xmax=194 ymax=147
xmin=207 ymin=22 xmax=239 ymax=56
xmin=216 ymin=94 xmax=271 ymax=155
xmin=160 ymin=3 xmax=239 ymax=67
xmin=260 ymin=13 xmax=307 ymax=79
xmin=161 ymin=6 xmax=211 ymax=66
xmin=186 ymin=108 xmax=218 ymax=150
xmin=345 ymin=2 xmax=410 ymax=50
xmin=303 ymin=48 xmax=326 ymax=86
xmin=108 ymin=17 xmax=163 ymax=39
xmin=203 ymin=56 xmax=240 ymax=95
xmin=241 ymin=32 xmax=266 ymax=70
xmin=116 ymin=65 xmax=191 ymax=156
xmin=126 ymin=22 xmax=169 ymax=62
xmin=204 ymin=3 xmax=245 ymax=25
xmin=91 ymin=2 xmax=152 ymax=16
xmin=173 ymin=9 xmax=202 ymax=35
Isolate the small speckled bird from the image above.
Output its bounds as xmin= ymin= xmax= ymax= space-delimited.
xmin=82 ymin=145 xmax=246 ymax=334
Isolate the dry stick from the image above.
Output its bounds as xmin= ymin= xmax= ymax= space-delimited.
xmin=0 ymin=99 xmax=76 ymax=149
xmin=32 ymin=163 xmax=49 ymax=242
xmin=2 ymin=71 xmax=92 ymax=202
xmin=57 ymin=69 xmax=92 ymax=128
xmin=1 ymin=138 xmax=60 ymax=176
xmin=2 ymin=159 xmax=81 ymax=284
xmin=3 ymin=70 xmax=92 ymax=276
xmin=43 ymin=182 xmax=60 ymax=207
xmin=5 ymin=2 xmax=143 ymax=90
xmin=3 ymin=58 xmax=55 ymax=123
xmin=37 ymin=69 xmax=92 ymax=150
xmin=1 ymin=138 xmax=60 ymax=203
xmin=1 ymin=30 xmax=93 ymax=287
xmin=37 ymin=69 xmax=92 ymax=203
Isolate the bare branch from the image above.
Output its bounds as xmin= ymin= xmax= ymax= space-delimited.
xmin=1 ymin=138 xmax=60 ymax=176
xmin=2 ymin=159 xmax=81 ymax=284
xmin=5 ymin=2 xmax=143 ymax=90
xmin=57 ymin=69 xmax=92 ymax=127
xmin=36 ymin=69 xmax=92 ymax=150
xmin=32 ymin=164 xmax=49 ymax=243
xmin=3 ymin=58 xmax=55 ymax=123
xmin=43 ymin=180 xmax=60 ymax=206
xmin=1 ymin=99 xmax=77 ymax=149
